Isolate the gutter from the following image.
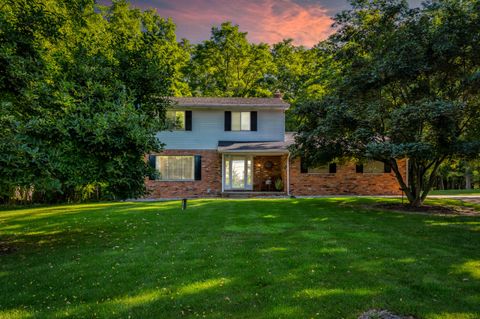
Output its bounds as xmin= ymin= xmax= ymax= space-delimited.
xmin=287 ymin=152 xmax=291 ymax=196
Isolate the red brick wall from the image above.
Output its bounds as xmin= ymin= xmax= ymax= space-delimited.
xmin=288 ymin=159 xmax=407 ymax=196
xmin=145 ymin=150 xmax=407 ymax=198
xmin=145 ymin=150 xmax=221 ymax=199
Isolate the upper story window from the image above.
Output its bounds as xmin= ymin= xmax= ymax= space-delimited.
xmin=225 ymin=111 xmax=257 ymax=131
xmin=232 ymin=112 xmax=251 ymax=131
xmin=165 ymin=110 xmax=192 ymax=131
xmin=166 ymin=111 xmax=185 ymax=130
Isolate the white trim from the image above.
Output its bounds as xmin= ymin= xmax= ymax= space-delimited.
xmin=286 ymin=153 xmax=290 ymax=196
xmin=156 ymin=155 xmax=195 ymax=181
xmin=221 ymin=153 xmax=225 ymax=192
xmin=223 ymin=155 xmax=253 ymax=191
xmin=230 ymin=111 xmax=251 ymax=131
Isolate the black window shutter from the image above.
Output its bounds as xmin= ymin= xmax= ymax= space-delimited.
xmin=250 ymin=111 xmax=257 ymax=131
xmin=194 ymin=155 xmax=202 ymax=180
xmin=384 ymin=162 xmax=392 ymax=173
xmin=300 ymin=157 xmax=308 ymax=173
xmin=185 ymin=111 xmax=192 ymax=131
xmin=148 ymin=155 xmax=157 ymax=180
xmin=356 ymin=164 xmax=364 ymax=173
xmin=224 ymin=111 xmax=231 ymax=131
xmin=329 ymin=163 xmax=337 ymax=174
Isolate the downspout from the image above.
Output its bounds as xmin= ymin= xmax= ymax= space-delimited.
xmin=286 ymin=152 xmax=290 ymax=196
xmin=221 ymin=153 xmax=225 ymax=193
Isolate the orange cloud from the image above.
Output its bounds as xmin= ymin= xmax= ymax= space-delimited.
xmin=239 ymin=0 xmax=334 ymax=46
xmin=134 ymin=0 xmax=335 ymax=46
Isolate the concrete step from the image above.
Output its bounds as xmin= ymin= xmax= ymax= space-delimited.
xmin=221 ymin=192 xmax=287 ymax=198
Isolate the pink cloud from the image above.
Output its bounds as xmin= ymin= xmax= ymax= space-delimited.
xmin=134 ymin=0 xmax=335 ymax=46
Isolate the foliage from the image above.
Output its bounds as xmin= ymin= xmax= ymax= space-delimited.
xmin=274 ymin=178 xmax=284 ymax=191
xmin=0 ymin=0 xmax=188 ymax=202
xmin=436 ymin=159 xmax=480 ymax=190
xmin=1 ymin=198 xmax=479 ymax=318
xmin=185 ymin=24 xmax=335 ymax=129
xmin=293 ymin=0 xmax=480 ymax=206
xmin=186 ymin=22 xmax=274 ymax=97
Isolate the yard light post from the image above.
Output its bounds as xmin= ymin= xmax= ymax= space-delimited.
xmin=182 ymin=198 xmax=187 ymax=210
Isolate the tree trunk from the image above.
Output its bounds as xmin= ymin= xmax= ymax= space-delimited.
xmin=465 ymin=167 xmax=472 ymax=190
xmin=391 ymin=157 xmax=445 ymax=207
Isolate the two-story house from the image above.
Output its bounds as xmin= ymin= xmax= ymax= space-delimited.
xmin=146 ymin=97 xmax=406 ymax=198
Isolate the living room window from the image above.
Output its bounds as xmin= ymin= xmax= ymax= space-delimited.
xmin=232 ymin=111 xmax=251 ymax=131
xmin=166 ymin=111 xmax=185 ymax=130
xmin=157 ymin=156 xmax=194 ymax=180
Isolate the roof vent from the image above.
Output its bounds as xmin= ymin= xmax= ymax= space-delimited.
xmin=273 ymin=90 xmax=283 ymax=99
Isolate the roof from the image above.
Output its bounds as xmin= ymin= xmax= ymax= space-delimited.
xmin=170 ymin=97 xmax=289 ymax=110
xmin=217 ymin=133 xmax=295 ymax=153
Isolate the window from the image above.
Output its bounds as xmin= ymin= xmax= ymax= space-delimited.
xmin=363 ymin=161 xmax=385 ymax=174
xmin=308 ymin=163 xmax=336 ymax=174
xmin=157 ymin=156 xmax=194 ymax=180
xmin=308 ymin=165 xmax=329 ymax=174
xmin=166 ymin=111 xmax=185 ymax=130
xmin=231 ymin=111 xmax=251 ymax=131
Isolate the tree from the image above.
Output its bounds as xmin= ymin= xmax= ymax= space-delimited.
xmin=293 ymin=0 xmax=480 ymax=206
xmin=0 ymin=0 xmax=187 ymax=203
xmin=187 ymin=22 xmax=273 ymax=97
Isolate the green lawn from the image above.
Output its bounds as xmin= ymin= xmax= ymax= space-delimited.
xmin=1 ymin=198 xmax=479 ymax=319
xmin=429 ymin=189 xmax=480 ymax=196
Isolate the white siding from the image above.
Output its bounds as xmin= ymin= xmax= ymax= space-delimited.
xmin=156 ymin=109 xmax=285 ymax=150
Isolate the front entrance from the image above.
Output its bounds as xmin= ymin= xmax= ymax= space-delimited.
xmin=224 ymin=155 xmax=253 ymax=190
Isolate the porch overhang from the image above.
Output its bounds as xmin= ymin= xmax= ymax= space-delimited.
xmin=217 ymin=140 xmax=291 ymax=154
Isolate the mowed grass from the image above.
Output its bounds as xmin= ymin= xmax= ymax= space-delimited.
xmin=0 ymin=198 xmax=479 ymax=319
xmin=429 ymin=189 xmax=480 ymax=196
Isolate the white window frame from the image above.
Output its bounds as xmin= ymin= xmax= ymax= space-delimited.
xmin=156 ymin=155 xmax=194 ymax=181
xmin=223 ymin=155 xmax=253 ymax=190
xmin=231 ymin=111 xmax=251 ymax=131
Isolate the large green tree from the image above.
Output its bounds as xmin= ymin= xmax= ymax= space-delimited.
xmin=0 ymin=0 xmax=187 ymax=202
xmin=186 ymin=22 xmax=273 ymax=97
xmin=293 ymin=0 xmax=480 ymax=206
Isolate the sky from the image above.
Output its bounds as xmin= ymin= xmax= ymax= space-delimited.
xmin=101 ymin=0 xmax=423 ymax=47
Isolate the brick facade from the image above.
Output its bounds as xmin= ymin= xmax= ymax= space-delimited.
xmin=145 ymin=151 xmax=407 ymax=198
xmin=288 ymin=158 xmax=407 ymax=196
xmin=145 ymin=150 xmax=221 ymax=199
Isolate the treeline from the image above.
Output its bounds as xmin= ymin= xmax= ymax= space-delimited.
xmin=436 ymin=160 xmax=480 ymax=190
xmin=2 ymin=0 xmax=479 ymax=205
xmin=0 ymin=0 xmax=324 ymax=203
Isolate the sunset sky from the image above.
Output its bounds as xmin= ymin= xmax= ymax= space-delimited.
xmin=101 ymin=0 xmax=423 ymax=47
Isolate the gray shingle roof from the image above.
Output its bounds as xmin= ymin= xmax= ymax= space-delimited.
xmin=170 ymin=97 xmax=289 ymax=109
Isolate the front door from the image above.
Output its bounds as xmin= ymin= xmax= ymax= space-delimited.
xmin=224 ymin=155 xmax=253 ymax=190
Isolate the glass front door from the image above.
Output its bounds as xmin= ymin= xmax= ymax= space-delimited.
xmin=224 ymin=155 xmax=253 ymax=190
